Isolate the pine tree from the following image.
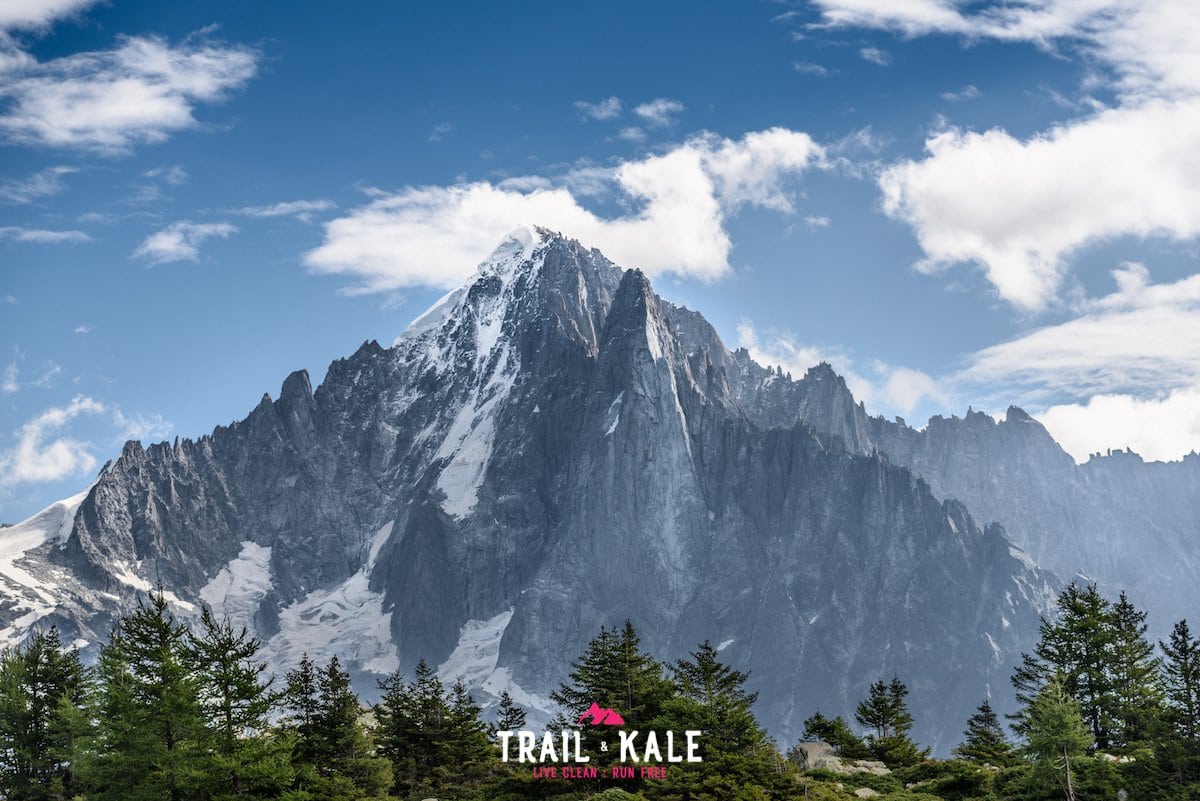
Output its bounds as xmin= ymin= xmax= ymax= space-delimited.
xmin=1161 ymin=619 xmax=1200 ymax=740
xmin=801 ymin=711 xmax=869 ymax=758
xmin=446 ymin=678 xmax=492 ymax=781
xmin=1012 ymin=582 xmax=1118 ymax=748
xmin=669 ymin=640 xmax=766 ymax=757
xmin=1024 ymin=674 xmax=1092 ymax=801
xmin=81 ymin=589 xmax=210 ymax=801
xmin=853 ymin=677 xmax=927 ymax=766
xmin=286 ymin=656 xmax=391 ymax=799
xmin=551 ymin=621 xmax=672 ymax=726
xmin=0 ymin=628 xmax=89 ymax=800
xmin=373 ymin=660 xmax=453 ymax=797
xmin=494 ymin=689 xmax=526 ymax=731
xmin=1109 ymin=591 xmax=1164 ymax=747
xmin=187 ymin=607 xmax=292 ymax=799
xmin=953 ymin=700 xmax=1016 ymax=766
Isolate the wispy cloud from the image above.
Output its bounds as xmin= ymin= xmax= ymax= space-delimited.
xmin=0 ymin=31 xmax=258 ymax=154
xmin=940 ymin=84 xmax=981 ymax=102
xmin=143 ymin=164 xmax=188 ymax=185
xmin=574 ymin=96 xmax=622 ymax=121
xmin=859 ymin=46 xmax=891 ymax=66
xmin=427 ymin=121 xmax=454 ymax=143
xmin=616 ymin=126 xmax=646 ymax=143
xmin=0 ymin=165 xmax=77 ymax=203
xmin=793 ymin=61 xmax=832 ymax=77
xmin=633 ymin=98 xmax=684 ymax=127
xmin=133 ymin=221 xmax=236 ymax=264
xmin=234 ymin=199 xmax=335 ymax=222
xmin=0 ymin=226 xmax=90 ymax=244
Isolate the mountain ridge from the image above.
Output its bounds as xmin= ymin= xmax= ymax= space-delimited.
xmin=1 ymin=226 xmax=1066 ymax=752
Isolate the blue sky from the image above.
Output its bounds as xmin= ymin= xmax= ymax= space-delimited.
xmin=3 ymin=0 xmax=1200 ymax=521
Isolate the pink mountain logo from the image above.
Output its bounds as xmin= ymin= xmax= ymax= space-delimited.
xmin=578 ymin=702 xmax=625 ymax=726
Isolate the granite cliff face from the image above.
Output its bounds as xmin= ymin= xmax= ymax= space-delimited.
xmin=730 ymin=354 xmax=1200 ymax=632
xmin=0 ymin=227 xmax=1057 ymax=750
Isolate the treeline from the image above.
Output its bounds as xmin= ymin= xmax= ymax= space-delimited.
xmin=2 ymin=584 xmax=1200 ymax=800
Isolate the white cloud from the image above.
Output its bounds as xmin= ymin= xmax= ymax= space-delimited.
xmin=0 ymin=395 xmax=104 ymax=487
xmin=633 ymin=98 xmax=684 ymax=128
xmin=940 ymin=84 xmax=981 ymax=101
xmin=859 ymin=46 xmax=891 ymax=65
xmin=1037 ymin=389 xmax=1200 ymax=463
xmin=0 ymin=165 xmax=77 ymax=203
xmin=111 ymin=409 xmax=171 ymax=443
xmin=880 ymin=98 xmax=1200 ymax=310
xmin=144 ymin=164 xmax=187 ymax=185
xmin=1 ymin=364 xmax=17 ymax=394
xmin=305 ymin=127 xmax=824 ymax=293
xmin=0 ymin=32 xmax=258 ymax=154
xmin=0 ymin=0 xmax=97 ymax=33
xmin=133 ymin=221 xmax=236 ymax=264
xmin=814 ymin=0 xmax=1200 ymax=311
xmin=0 ymin=226 xmax=90 ymax=243
xmin=963 ymin=263 xmax=1200 ymax=398
xmin=235 ymin=199 xmax=334 ymax=222
xmin=73 ymin=324 xmax=91 ymax=334
xmin=793 ymin=61 xmax=832 ymax=77
xmin=616 ymin=126 xmax=646 ymax=143
xmin=574 ymin=97 xmax=621 ymax=121
xmin=957 ymin=263 xmax=1200 ymax=461
xmin=427 ymin=121 xmax=453 ymax=143
xmin=804 ymin=215 xmax=831 ymax=228
xmin=736 ymin=321 xmax=943 ymax=417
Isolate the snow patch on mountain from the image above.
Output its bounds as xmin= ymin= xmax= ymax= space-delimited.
xmin=431 ymin=227 xmax=544 ymax=518
xmin=199 ymin=541 xmax=273 ymax=629
xmin=437 ymin=607 xmax=513 ymax=685
xmin=267 ymin=570 xmax=398 ymax=675
xmin=0 ymin=490 xmax=88 ymax=642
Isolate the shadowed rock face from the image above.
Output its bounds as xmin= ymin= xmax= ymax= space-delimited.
xmin=0 ymin=227 xmax=1056 ymax=751
xmin=729 ymin=351 xmax=1200 ymax=634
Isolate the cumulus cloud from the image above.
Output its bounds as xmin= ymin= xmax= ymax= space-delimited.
xmin=958 ymin=263 xmax=1200 ymax=460
xmin=0 ymin=226 xmax=90 ymax=243
xmin=0 ymin=0 xmax=97 ymax=32
xmin=0 ymin=165 xmax=77 ymax=203
xmin=305 ymin=127 xmax=824 ymax=293
xmin=633 ymin=98 xmax=684 ymax=128
xmin=881 ymin=99 xmax=1200 ymax=310
xmin=0 ymin=395 xmax=104 ymax=487
xmin=814 ymin=0 xmax=1200 ymax=310
xmin=1038 ymin=389 xmax=1200 ymax=463
xmin=0 ymin=32 xmax=258 ymax=154
xmin=133 ymin=221 xmax=236 ymax=264
xmin=574 ymin=97 xmax=621 ymax=121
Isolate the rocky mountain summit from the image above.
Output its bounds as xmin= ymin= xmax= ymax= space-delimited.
xmin=2 ymin=227 xmax=1066 ymax=750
